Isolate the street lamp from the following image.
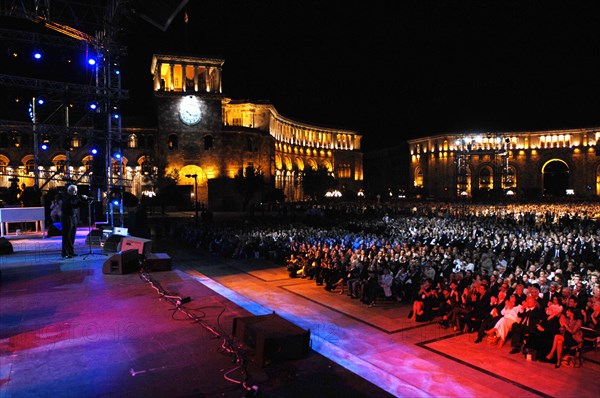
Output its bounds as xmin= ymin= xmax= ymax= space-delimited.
xmin=185 ymin=174 xmax=198 ymax=222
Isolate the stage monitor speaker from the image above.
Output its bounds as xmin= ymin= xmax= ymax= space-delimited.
xmin=102 ymin=249 xmax=140 ymax=275
xmin=47 ymin=222 xmax=62 ymax=237
xmin=119 ymin=236 xmax=152 ymax=256
xmin=102 ymin=234 xmax=125 ymax=255
xmin=145 ymin=252 xmax=172 ymax=271
xmin=233 ymin=313 xmax=310 ymax=367
xmin=0 ymin=237 xmax=14 ymax=255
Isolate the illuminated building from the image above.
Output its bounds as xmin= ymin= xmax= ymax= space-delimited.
xmin=407 ymin=128 xmax=600 ymax=201
xmin=0 ymin=52 xmax=363 ymax=212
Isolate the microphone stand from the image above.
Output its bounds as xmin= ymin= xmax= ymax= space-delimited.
xmin=82 ymin=197 xmax=103 ymax=259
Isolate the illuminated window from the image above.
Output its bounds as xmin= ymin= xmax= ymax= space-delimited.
xmin=336 ymin=163 xmax=351 ymax=179
xmin=414 ymin=167 xmax=424 ymax=188
xmin=128 ymin=134 xmax=138 ymax=148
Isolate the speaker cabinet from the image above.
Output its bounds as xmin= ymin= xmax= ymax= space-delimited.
xmin=102 ymin=234 xmax=125 ymax=255
xmin=233 ymin=313 xmax=310 ymax=366
xmin=145 ymin=253 xmax=172 ymax=271
xmin=102 ymin=249 xmax=140 ymax=275
xmin=119 ymin=236 xmax=152 ymax=256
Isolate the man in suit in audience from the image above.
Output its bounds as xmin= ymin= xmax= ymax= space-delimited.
xmin=509 ymin=295 xmax=544 ymax=354
xmin=541 ymin=282 xmax=561 ymax=307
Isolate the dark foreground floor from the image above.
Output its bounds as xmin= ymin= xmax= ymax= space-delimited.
xmin=0 ymin=230 xmax=394 ymax=398
xmin=1 ymin=225 xmax=599 ymax=398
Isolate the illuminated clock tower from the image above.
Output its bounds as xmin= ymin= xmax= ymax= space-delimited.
xmin=150 ymin=54 xmax=275 ymax=210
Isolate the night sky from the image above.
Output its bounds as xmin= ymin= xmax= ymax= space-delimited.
xmin=4 ymin=1 xmax=600 ymax=152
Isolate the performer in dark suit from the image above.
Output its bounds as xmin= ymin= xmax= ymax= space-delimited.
xmin=61 ymin=184 xmax=90 ymax=259
xmin=509 ymin=295 xmax=544 ymax=354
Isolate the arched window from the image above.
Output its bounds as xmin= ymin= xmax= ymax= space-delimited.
xmin=11 ymin=132 xmax=21 ymax=148
xmin=168 ymin=134 xmax=178 ymax=150
xmin=504 ymin=166 xmax=517 ymax=188
xmin=25 ymin=159 xmax=35 ymax=174
xmin=82 ymin=155 xmax=94 ymax=174
xmin=70 ymin=132 xmax=81 ymax=148
xmin=479 ymin=166 xmax=493 ymax=190
xmin=53 ymin=156 xmax=67 ymax=173
xmin=128 ymin=134 xmax=138 ymax=149
xmin=414 ymin=167 xmax=424 ymax=188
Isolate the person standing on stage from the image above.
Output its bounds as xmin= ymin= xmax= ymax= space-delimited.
xmin=61 ymin=184 xmax=89 ymax=259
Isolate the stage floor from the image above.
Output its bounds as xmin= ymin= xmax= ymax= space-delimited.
xmin=0 ymin=229 xmax=598 ymax=398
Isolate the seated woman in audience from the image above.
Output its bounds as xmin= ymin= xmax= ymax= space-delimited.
xmin=545 ymin=307 xmax=583 ymax=368
xmin=486 ymin=294 xmax=522 ymax=348
xmin=409 ymin=278 xmax=436 ymax=322
xmin=527 ymin=297 xmax=563 ymax=360
xmin=445 ymin=284 xmax=480 ymax=332
xmin=581 ymin=299 xmax=600 ymax=347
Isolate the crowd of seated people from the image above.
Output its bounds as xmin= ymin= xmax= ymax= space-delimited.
xmin=177 ymin=201 xmax=600 ymax=365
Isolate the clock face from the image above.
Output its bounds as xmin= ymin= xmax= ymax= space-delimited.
xmin=179 ymin=101 xmax=201 ymax=125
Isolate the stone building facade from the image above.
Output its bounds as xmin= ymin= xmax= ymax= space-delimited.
xmin=151 ymin=53 xmax=363 ymax=209
xmin=407 ymin=127 xmax=600 ymax=201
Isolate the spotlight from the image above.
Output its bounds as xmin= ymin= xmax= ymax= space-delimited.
xmin=40 ymin=139 xmax=50 ymax=150
xmin=112 ymin=149 xmax=122 ymax=160
xmin=36 ymin=98 xmax=44 ymax=105
xmin=90 ymin=147 xmax=99 ymax=155
xmin=89 ymin=102 xmax=98 ymax=110
xmin=88 ymin=57 xmax=96 ymax=66
xmin=32 ymin=50 xmax=43 ymax=60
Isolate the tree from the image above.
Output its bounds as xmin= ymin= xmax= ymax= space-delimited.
xmin=234 ymin=165 xmax=265 ymax=210
xmin=302 ymin=167 xmax=337 ymax=201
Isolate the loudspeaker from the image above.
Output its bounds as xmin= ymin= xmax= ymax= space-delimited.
xmin=0 ymin=237 xmax=14 ymax=255
xmin=233 ymin=313 xmax=310 ymax=367
xmin=144 ymin=252 xmax=172 ymax=271
xmin=102 ymin=249 xmax=140 ymax=275
xmin=47 ymin=222 xmax=62 ymax=237
xmin=102 ymin=234 xmax=125 ymax=255
xmin=119 ymin=236 xmax=152 ymax=256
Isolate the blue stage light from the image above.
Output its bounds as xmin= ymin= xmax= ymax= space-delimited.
xmin=33 ymin=51 xmax=42 ymax=60
xmin=89 ymin=102 xmax=97 ymax=110
xmin=90 ymin=147 xmax=99 ymax=155
xmin=37 ymin=98 xmax=44 ymax=105
xmin=88 ymin=57 xmax=96 ymax=66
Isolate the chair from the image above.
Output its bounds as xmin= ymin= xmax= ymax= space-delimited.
xmin=581 ymin=327 xmax=599 ymax=352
